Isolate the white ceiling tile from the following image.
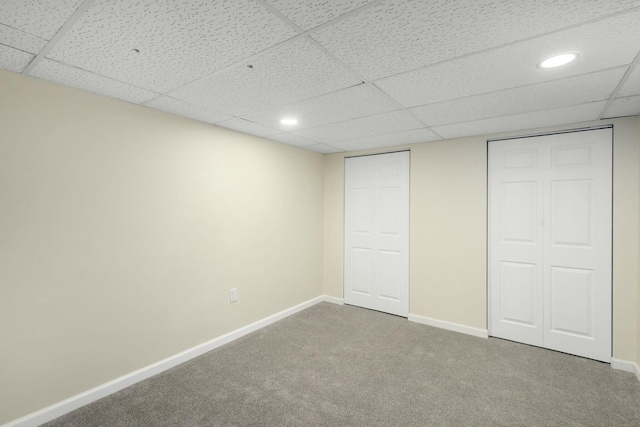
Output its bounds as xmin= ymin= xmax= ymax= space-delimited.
xmin=0 ymin=0 xmax=83 ymax=39
xmin=143 ymin=96 xmax=232 ymax=124
xmin=313 ymin=0 xmax=640 ymax=80
xmin=410 ymin=68 xmax=625 ymax=127
xmin=268 ymin=133 xmax=317 ymax=147
xmin=293 ymin=109 xmax=423 ymax=143
xmin=602 ymin=96 xmax=640 ymax=119
xmin=0 ymin=44 xmax=34 ymax=73
xmin=432 ymin=102 xmax=606 ymax=140
xmin=303 ymin=144 xmax=345 ymax=154
xmin=48 ymin=0 xmax=298 ymax=92
xmin=376 ymin=10 xmax=640 ymax=107
xmin=244 ymin=84 xmax=398 ymax=131
xmin=30 ymin=59 xmax=159 ymax=104
xmin=331 ymin=128 xmax=440 ymax=151
xmin=170 ymin=37 xmax=361 ymax=117
xmin=0 ymin=23 xmax=47 ymax=54
xmin=265 ymin=0 xmax=373 ymax=30
xmin=618 ymin=65 xmax=640 ymax=97
xmin=216 ymin=118 xmax=280 ymax=137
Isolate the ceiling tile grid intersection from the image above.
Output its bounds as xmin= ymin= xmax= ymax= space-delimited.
xmin=265 ymin=0 xmax=375 ymax=31
xmin=244 ymin=83 xmax=398 ymax=132
xmin=0 ymin=0 xmax=639 ymax=153
xmin=374 ymin=9 xmax=640 ymax=109
xmin=0 ymin=0 xmax=84 ymax=40
xmin=292 ymin=109 xmax=425 ymax=143
xmin=618 ymin=64 xmax=640 ymax=97
xmin=0 ymin=23 xmax=48 ymax=54
xmin=46 ymin=0 xmax=299 ymax=93
xmin=432 ymin=101 xmax=607 ymax=140
xmin=603 ymin=95 xmax=640 ymax=118
xmin=0 ymin=44 xmax=34 ymax=73
xmin=169 ymin=37 xmax=362 ymax=117
xmin=311 ymin=0 xmax=640 ymax=81
xmin=409 ymin=67 xmax=626 ymax=127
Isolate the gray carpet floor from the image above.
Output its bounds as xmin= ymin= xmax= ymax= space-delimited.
xmin=43 ymin=302 xmax=640 ymax=426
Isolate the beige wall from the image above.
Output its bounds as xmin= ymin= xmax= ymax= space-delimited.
xmin=2 ymin=67 xmax=639 ymax=424
xmin=0 ymin=70 xmax=325 ymax=425
xmin=323 ymin=117 xmax=640 ymax=362
xmin=611 ymin=118 xmax=640 ymax=363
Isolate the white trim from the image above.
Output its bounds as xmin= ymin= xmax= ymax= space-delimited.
xmin=611 ymin=358 xmax=640 ymax=381
xmin=2 ymin=295 xmax=326 ymax=427
xmin=408 ymin=314 xmax=489 ymax=339
xmin=321 ymin=295 xmax=344 ymax=305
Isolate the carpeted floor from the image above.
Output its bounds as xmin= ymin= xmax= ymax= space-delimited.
xmin=43 ymin=302 xmax=640 ymax=426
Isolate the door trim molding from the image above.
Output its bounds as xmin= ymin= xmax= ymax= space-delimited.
xmin=487 ymin=124 xmax=613 ymax=143
xmin=408 ymin=313 xmax=489 ymax=338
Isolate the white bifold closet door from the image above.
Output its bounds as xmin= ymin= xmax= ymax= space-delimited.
xmin=489 ymin=127 xmax=612 ymax=362
xmin=344 ymin=151 xmax=410 ymax=317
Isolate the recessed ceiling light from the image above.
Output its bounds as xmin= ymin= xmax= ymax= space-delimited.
xmin=280 ymin=118 xmax=298 ymax=125
xmin=537 ymin=53 xmax=578 ymax=69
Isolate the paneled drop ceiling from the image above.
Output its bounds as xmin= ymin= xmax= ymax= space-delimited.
xmin=1 ymin=0 xmax=640 ymax=153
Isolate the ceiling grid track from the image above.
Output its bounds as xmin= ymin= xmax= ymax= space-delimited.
xmin=596 ymin=51 xmax=640 ymax=120
xmin=22 ymin=0 xmax=97 ymax=75
xmin=369 ymin=5 xmax=640 ymax=84
xmin=1 ymin=0 xmax=638 ymax=152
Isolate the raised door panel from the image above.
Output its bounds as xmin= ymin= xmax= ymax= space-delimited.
xmin=378 ymin=250 xmax=402 ymax=301
xmin=499 ymin=261 xmax=538 ymax=327
xmin=549 ymin=267 xmax=593 ymax=338
xmin=550 ymin=180 xmax=592 ymax=248
xmin=500 ymin=181 xmax=538 ymax=244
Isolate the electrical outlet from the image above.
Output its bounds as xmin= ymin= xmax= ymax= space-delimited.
xmin=229 ymin=288 xmax=238 ymax=303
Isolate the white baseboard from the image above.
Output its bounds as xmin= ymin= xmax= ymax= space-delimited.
xmin=611 ymin=358 xmax=640 ymax=381
xmin=321 ymin=295 xmax=344 ymax=305
xmin=408 ymin=313 xmax=489 ymax=339
xmin=3 ymin=295 xmax=326 ymax=427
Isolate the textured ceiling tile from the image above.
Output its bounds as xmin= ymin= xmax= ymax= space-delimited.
xmin=170 ymin=37 xmax=361 ymax=117
xmin=0 ymin=0 xmax=83 ymax=39
xmin=30 ymin=59 xmax=159 ymax=104
xmin=618 ymin=65 xmax=640 ymax=97
xmin=265 ymin=0 xmax=373 ymax=30
xmin=268 ymin=133 xmax=318 ymax=147
xmin=292 ymin=109 xmax=423 ymax=143
xmin=48 ymin=0 xmax=298 ymax=92
xmin=216 ymin=118 xmax=280 ymax=137
xmin=245 ymin=84 xmax=397 ymax=131
xmin=0 ymin=23 xmax=47 ymax=54
xmin=313 ymin=0 xmax=640 ymax=80
xmin=602 ymin=96 xmax=640 ymax=118
xmin=432 ymin=102 xmax=606 ymax=140
xmin=410 ymin=68 xmax=625 ymax=127
xmin=303 ymin=144 xmax=345 ymax=154
xmin=143 ymin=96 xmax=232 ymax=124
xmin=0 ymin=44 xmax=34 ymax=72
xmin=331 ymin=128 xmax=440 ymax=151
xmin=376 ymin=10 xmax=640 ymax=107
